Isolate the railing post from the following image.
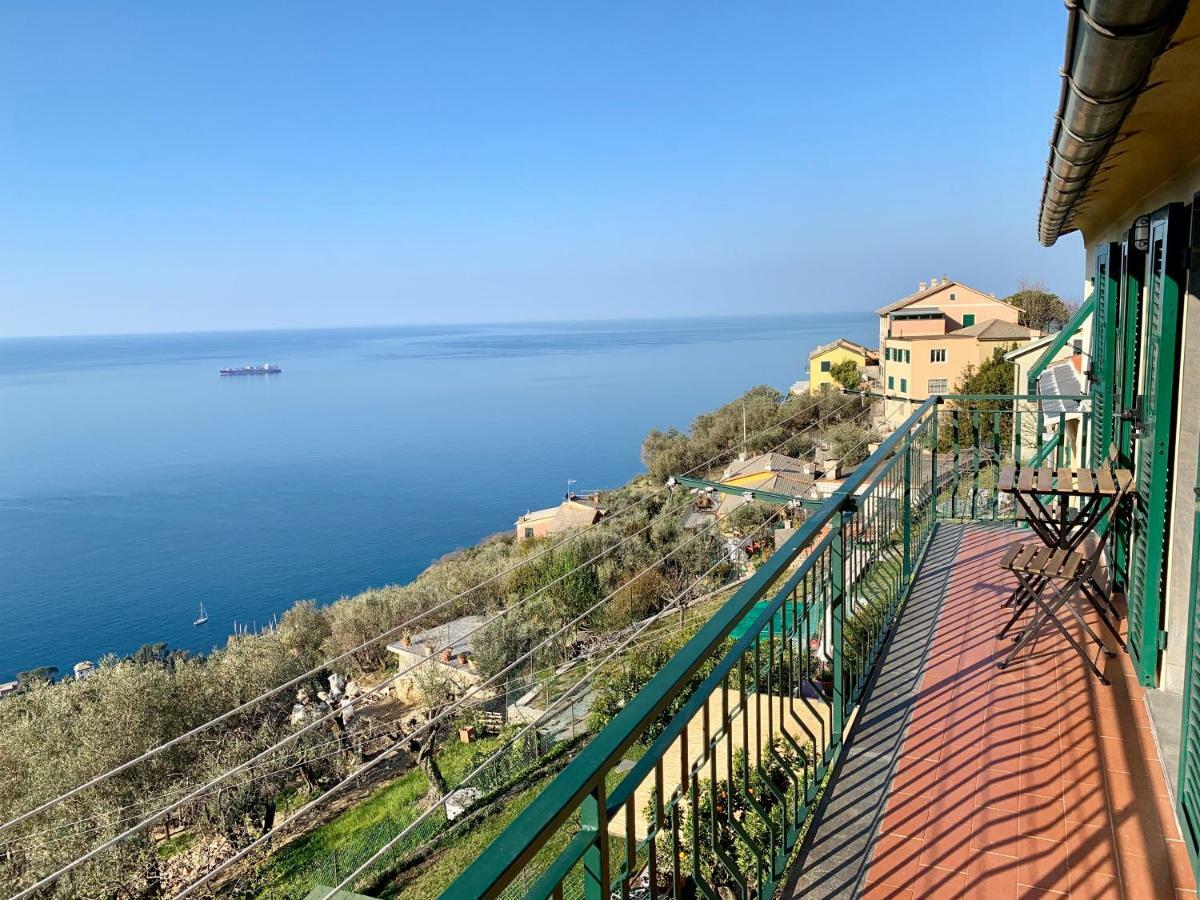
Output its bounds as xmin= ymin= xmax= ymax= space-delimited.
xmin=581 ymin=783 xmax=609 ymax=900
xmin=931 ymin=401 xmax=939 ymax=521
xmin=831 ymin=508 xmax=846 ymax=741
xmin=902 ymin=433 xmax=913 ymax=583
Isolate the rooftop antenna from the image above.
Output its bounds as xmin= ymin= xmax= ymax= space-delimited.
xmin=742 ymin=401 xmax=747 ymax=447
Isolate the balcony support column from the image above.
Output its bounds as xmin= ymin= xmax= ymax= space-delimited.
xmin=831 ymin=509 xmax=847 ymax=741
xmin=902 ymin=433 xmax=913 ymax=584
xmin=580 ymin=784 xmax=609 ymax=900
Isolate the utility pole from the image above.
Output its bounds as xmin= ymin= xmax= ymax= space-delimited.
xmin=743 ymin=401 xmax=747 ymax=447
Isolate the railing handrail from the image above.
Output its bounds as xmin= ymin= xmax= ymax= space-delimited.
xmin=605 ymin=520 xmax=843 ymax=818
xmin=439 ymin=393 xmax=1093 ymax=900
xmin=1025 ymin=296 xmax=1095 ymax=392
xmin=442 ymin=397 xmax=937 ymax=898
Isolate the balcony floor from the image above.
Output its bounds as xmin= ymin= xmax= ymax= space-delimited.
xmin=786 ymin=524 xmax=1196 ymax=900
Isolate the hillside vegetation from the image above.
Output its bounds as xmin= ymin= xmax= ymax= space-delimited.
xmin=0 ymin=385 xmax=869 ymax=898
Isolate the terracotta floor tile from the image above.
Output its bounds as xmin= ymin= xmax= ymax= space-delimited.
xmin=1101 ymin=735 xmax=1148 ymax=775
xmin=1018 ymin=792 xmax=1067 ymax=843
xmin=935 ymin=756 xmax=983 ymax=797
xmin=918 ymin=810 xmax=973 ymax=872
xmin=881 ymin=790 xmax=930 ymax=839
xmin=870 ymin=834 xmax=925 ymax=887
xmin=1111 ymin=798 xmax=1174 ymax=861
xmin=909 ymin=863 xmax=970 ymax=898
xmin=1059 ymin=749 xmax=1106 ymax=787
xmin=1062 ymin=778 xmax=1110 ymax=827
xmin=1018 ymin=758 xmax=1063 ymax=799
xmin=965 ymin=850 xmax=1021 ymax=899
xmin=892 ymin=754 xmax=940 ymax=798
xmin=1020 ymin=729 xmax=1061 ymax=762
xmin=1069 ymin=870 xmax=1123 ymax=899
xmin=1166 ymin=838 xmax=1197 ymax=892
xmin=1066 ymin=822 xmax=1119 ymax=879
xmin=1119 ymin=847 xmax=1179 ymax=900
xmin=975 ymin=766 xmax=1022 ymax=813
xmin=1017 ymin=835 xmax=1072 ymax=894
xmin=860 ymin=880 xmax=915 ymax=900
xmin=971 ymin=804 xmax=1021 ymax=858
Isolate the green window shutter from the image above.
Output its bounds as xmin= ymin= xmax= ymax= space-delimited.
xmin=963 ymin=314 xmax=975 ymax=326
xmin=821 ymin=360 xmax=831 ymax=372
xmin=900 ymin=378 xmax=907 ymax=393
xmin=1111 ymin=236 xmax=1147 ymax=593
xmin=888 ymin=376 xmax=894 ymax=390
xmin=1127 ymin=202 xmax=1189 ymax=686
xmin=1091 ymin=242 xmax=1122 ymax=466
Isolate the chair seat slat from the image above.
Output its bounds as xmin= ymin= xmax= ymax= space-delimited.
xmin=999 ymin=466 xmax=1017 ymax=492
xmin=1076 ymin=469 xmax=1095 ymax=494
xmin=1056 ymin=467 xmax=1073 ymax=494
xmin=1036 ymin=468 xmax=1054 ymax=493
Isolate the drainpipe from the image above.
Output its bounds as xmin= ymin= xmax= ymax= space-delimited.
xmin=1038 ymin=0 xmax=1187 ymax=246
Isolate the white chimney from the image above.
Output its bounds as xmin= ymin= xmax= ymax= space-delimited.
xmin=941 ymin=274 xmax=948 ymax=284
xmin=918 ymin=281 xmax=927 ymax=291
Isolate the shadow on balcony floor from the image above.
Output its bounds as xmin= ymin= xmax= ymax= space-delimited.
xmin=783 ymin=524 xmax=1196 ymax=900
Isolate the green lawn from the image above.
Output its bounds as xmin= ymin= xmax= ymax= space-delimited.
xmin=257 ymin=767 xmax=430 ymax=900
xmin=255 ymin=732 xmax=514 ymax=899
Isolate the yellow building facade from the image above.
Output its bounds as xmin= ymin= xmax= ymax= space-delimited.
xmin=806 ymin=338 xmax=875 ymax=391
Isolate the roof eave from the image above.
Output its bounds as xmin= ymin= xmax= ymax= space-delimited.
xmin=1036 ymin=0 xmax=1188 ymax=247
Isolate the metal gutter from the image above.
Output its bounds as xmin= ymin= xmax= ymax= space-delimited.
xmin=1037 ymin=0 xmax=1187 ymax=246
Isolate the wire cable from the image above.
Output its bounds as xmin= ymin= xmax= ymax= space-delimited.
xmin=182 ymin=505 xmax=792 ymax=900
xmin=0 ymin=392 xmax=836 ymax=839
xmin=4 ymin=394 xmax=878 ymax=894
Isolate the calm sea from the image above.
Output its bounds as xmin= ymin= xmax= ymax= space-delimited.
xmin=0 ymin=315 xmax=873 ymax=680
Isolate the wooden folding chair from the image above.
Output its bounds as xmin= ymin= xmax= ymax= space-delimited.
xmin=996 ymin=543 xmax=1117 ymax=683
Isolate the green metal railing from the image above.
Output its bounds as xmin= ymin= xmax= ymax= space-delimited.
xmin=438 ymin=394 xmax=1091 ymax=900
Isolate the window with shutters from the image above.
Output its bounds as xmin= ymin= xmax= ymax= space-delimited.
xmin=931 ymin=349 xmax=946 ymax=363
xmin=887 ymin=376 xmax=894 ymax=390
xmin=899 ymin=378 xmax=907 ymax=393
xmin=963 ymin=314 xmax=976 ymax=326
xmin=820 ymin=360 xmax=831 ymax=372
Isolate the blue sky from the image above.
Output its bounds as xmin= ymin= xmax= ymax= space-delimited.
xmin=0 ymin=2 xmax=1082 ymax=337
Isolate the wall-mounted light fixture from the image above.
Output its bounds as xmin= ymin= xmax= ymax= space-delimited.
xmin=1133 ymin=214 xmax=1151 ymax=251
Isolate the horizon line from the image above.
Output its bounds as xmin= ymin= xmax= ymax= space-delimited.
xmin=0 ymin=308 xmax=878 ymax=342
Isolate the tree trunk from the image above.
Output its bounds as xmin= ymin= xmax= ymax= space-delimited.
xmin=417 ymin=738 xmax=448 ymax=798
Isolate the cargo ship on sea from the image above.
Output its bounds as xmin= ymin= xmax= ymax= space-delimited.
xmin=219 ymin=363 xmax=281 ymax=376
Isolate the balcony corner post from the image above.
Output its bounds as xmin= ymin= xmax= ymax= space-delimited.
xmin=902 ymin=433 xmax=913 ymax=583
xmin=831 ymin=509 xmax=846 ymax=742
xmin=931 ymin=402 xmax=939 ymax=522
xmin=581 ymin=783 xmax=609 ymax=900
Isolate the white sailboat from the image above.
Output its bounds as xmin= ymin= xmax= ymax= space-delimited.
xmin=193 ymin=602 xmax=209 ymax=626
